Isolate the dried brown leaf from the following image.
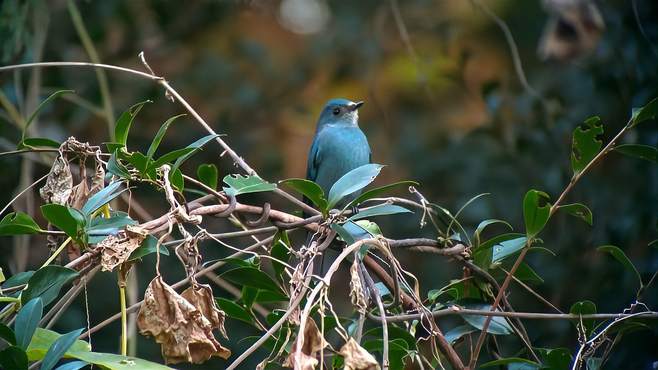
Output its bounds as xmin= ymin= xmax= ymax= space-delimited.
xmin=98 ymin=225 xmax=149 ymax=271
xmin=283 ymin=318 xmax=327 ymax=370
xmin=181 ymin=283 xmax=228 ymax=339
xmin=137 ymin=276 xmax=231 ymax=364
xmin=40 ymin=155 xmax=73 ymax=205
xmin=90 ymin=160 xmax=105 ymax=195
xmin=339 ymin=338 xmax=381 ymax=370
xmin=349 ymin=259 xmax=368 ymax=314
xmin=68 ymin=178 xmax=90 ymax=210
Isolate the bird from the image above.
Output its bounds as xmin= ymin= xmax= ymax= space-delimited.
xmin=306 ymin=98 xmax=371 ymax=209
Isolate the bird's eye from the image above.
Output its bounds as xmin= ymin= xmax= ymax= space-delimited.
xmin=332 ymin=107 xmax=340 ymax=116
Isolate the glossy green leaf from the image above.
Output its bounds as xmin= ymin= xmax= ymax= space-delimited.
xmin=630 ymin=96 xmax=658 ymax=127
xmin=327 ymin=164 xmax=384 ymax=209
xmin=126 ymin=152 xmax=149 ymax=174
xmin=481 ymin=358 xmax=539 ymax=369
xmin=54 ymin=360 xmax=88 ymax=370
xmin=128 ymin=235 xmax=169 ymax=260
xmin=536 ymin=347 xmax=572 ymax=370
xmin=364 ymin=325 xmax=417 ymax=350
xmin=149 ymin=148 xmax=196 ymax=170
xmin=514 ymin=262 xmax=544 ymax=285
xmin=2 ymin=271 xmax=34 ymax=290
xmin=280 ymin=178 xmax=327 ymax=212
xmin=86 ymin=213 xmax=136 ymax=238
xmin=558 ymin=203 xmax=593 ymax=226
xmin=107 ymin=151 xmax=131 ymax=179
xmin=223 ymin=174 xmax=277 ymax=196
xmin=114 ymin=101 xmax=150 ymax=148
xmin=492 ymin=237 xmax=527 ymax=263
xmin=570 ymin=300 xmax=597 ymax=336
xmin=355 ymin=220 xmax=382 ymax=236
xmin=614 ymin=144 xmax=657 ymax=163
xmin=146 ymin=114 xmax=186 ymax=160
xmin=40 ymin=204 xmax=86 ymax=241
xmin=22 ymin=90 xmax=74 ymax=141
xmin=26 ymin=328 xmax=90 ymax=361
xmin=0 ymin=323 xmax=17 ymax=345
xmin=330 ymin=223 xmax=355 ymax=245
xmin=523 ymin=190 xmax=551 ymax=237
xmin=348 ymin=204 xmax=411 ymax=221
xmin=21 ymin=266 xmax=78 ymax=306
xmin=216 ymin=298 xmax=254 ymax=325
xmin=171 ymin=134 xmax=220 ymax=174
xmin=80 ymin=181 xmax=125 ymax=216
xmin=0 ymin=212 xmax=42 ymax=235
xmin=462 ymin=303 xmax=513 ymax=335
xmin=597 ymin=245 xmax=642 ymax=289
xmin=196 ymin=163 xmax=218 ymax=190
xmin=220 ymin=267 xmax=283 ymax=294
xmin=253 ymin=290 xmax=288 ymax=303
xmin=444 ymin=324 xmax=476 ymax=344
xmin=169 ymin=167 xmax=184 ymax=192
xmin=571 ymin=116 xmax=604 ymax=174
xmin=347 ymin=180 xmax=418 ymax=208
xmin=0 ymin=346 xmax=28 ymax=370
xmin=15 ymin=298 xmax=43 ymax=349
xmin=241 ymin=286 xmax=258 ymax=309
xmin=41 ymin=328 xmax=85 ymax=370
xmin=474 ymin=219 xmax=512 ymax=247
xmin=18 ymin=137 xmax=61 ymax=149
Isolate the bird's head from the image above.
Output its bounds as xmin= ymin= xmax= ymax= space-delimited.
xmin=316 ymin=98 xmax=364 ymax=129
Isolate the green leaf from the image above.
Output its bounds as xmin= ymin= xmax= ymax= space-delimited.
xmin=331 ymin=223 xmax=355 ymax=245
xmin=114 ymin=101 xmax=150 ymax=148
xmin=169 ymin=167 xmax=184 ymax=192
xmin=355 ymin=220 xmax=382 ymax=236
xmin=280 ymin=178 xmax=328 ymax=212
xmin=86 ymin=213 xmax=136 ymax=238
xmin=223 ymin=175 xmax=277 ymax=197
xmin=630 ymin=96 xmax=658 ymax=127
xmin=216 ymin=298 xmax=254 ymax=325
xmin=146 ymin=114 xmax=186 ymax=160
xmin=474 ymin=219 xmax=512 ymax=247
xmin=2 ymin=271 xmax=34 ymax=290
xmin=126 ymin=152 xmax=149 ymax=174
xmin=241 ymin=286 xmax=258 ymax=309
xmin=492 ymin=237 xmax=527 ymax=263
xmin=614 ymin=144 xmax=657 ymax=163
xmin=571 ymin=116 xmax=604 ymax=175
xmin=80 ymin=182 xmax=126 ymax=216
xmin=480 ymin=358 xmax=539 ymax=369
xmin=220 ymin=267 xmax=283 ymax=294
xmin=22 ymin=90 xmax=74 ymax=141
xmin=327 ymin=164 xmax=384 ymax=209
xmin=128 ymin=235 xmax=169 ymax=261
xmin=26 ymin=328 xmax=90 ymax=361
xmin=523 ymin=190 xmax=551 ymax=237
xmin=18 ymin=138 xmax=61 ymax=149
xmin=54 ymin=360 xmax=88 ymax=370
xmin=149 ymin=148 xmax=196 ymax=170
xmin=270 ymin=231 xmax=291 ymax=283
xmin=21 ymin=266 xmax=79 ymax=306
xmin=40 ymin=204 xmax=86 ymax=241
xmin=462 ymin=303 xmax=513 ymax=335
xmin=253 ymin=290 xmax=288 ymax=303
xmin=536 ymin=347 xmax=572 ymax=370
xmin=107 ymin=151 xmax=131 ymax=179
xmin=444 ymin=324 xmax=477 ymax=344
xmin=15 ymin=298 xmax=43 ymax=350
xmin=196 ymin=163 xmax=218 ymax=190
xmin=171 ymin=134 xmax=220 ymax=174
xmin=558 ymin=203 xmax=593 ymax=226
xmin=347 ymin=180 xmax=419 ymax=208
xmin=363 ymin=325 xmax=417 ymax=350
xmin=569 ymin=300 xmax=597 ymax=336
xmin=0 ymin=323 xmax=17 ymax=345
xmin=597 ymin=245 xmax=642 ymax=289
xmin=348 ymin=204 xmax=411 ymax=221
xmin=514 ymin=262 xmax=544 ymax=285
xmin=0 ymin=346 xmax=28 ymax=370
xmin=41 ymin=328 xmax=85 ymax=370
xmin=0 ymin=212 xmax=42 ymax=235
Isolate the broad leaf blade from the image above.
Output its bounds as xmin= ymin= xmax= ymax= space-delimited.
xmin=21 ymin=266 xmax=79 ymax=306
xmin=80 ymin=182 xmax=125 ymax=216
xmin=597 ymin=245 xmax=642 ymax=289
xmin=348 ymin=180 xmax=419 ymax=207
xmin=41 ymin=328 xmax=85 ymax=370
xmin=492 ymin=237 xmax=527 ymax=263
xmin=220 ymin=267 xmax=283 ymax=294
xmin=14 ymin=298 xmax=43 ymax=350
xmin=40 ymin=205 xmax=86 ymax=241
xmin=614 ymin=144 xmax=657 ymax=163
xmin=171 ymin=134 xmax=220 ymax=174
xmin=523 ymin=190 xmax=551 ymax=237
xmin=280 ymin=178 xmax=328 ymax=212
xmin=570 ymin=300 xmax=597 ymax=336
xmin=630 ymin=96 xmax=658 ymax=127
xmin=196 ymin=163 xmax=218 ymax=190
xmin=0 ymin=346 xmax=28 ymax=370
xmin=558 ymin=203 xmax=593 ymax=226
xmin=462 ymin=303 xmax=513 ymax=335
xmin=348 ymin=204 xmax=411 ymax=221
xmin=0 ymin=212 xmax=42 ymax=236
xmin=223 ymin=175 xmax=277 ymax=196
xmin=327 ymin=164 xmax=384 ymax=209
xmin=571 ymin=116 xmax=604 ymax=175
xmin=114 ymin=101 xmax=150 ymax=148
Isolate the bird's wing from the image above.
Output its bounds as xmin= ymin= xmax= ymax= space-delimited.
xmin=306 ymin=134 xmax=321 ymax=182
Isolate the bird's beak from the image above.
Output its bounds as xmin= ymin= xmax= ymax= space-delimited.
xmin=349 ymin=101 xmax=364 ymax=111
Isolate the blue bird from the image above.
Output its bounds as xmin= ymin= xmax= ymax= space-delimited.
xmin=306 ymin=98 xmax=371 ymax=209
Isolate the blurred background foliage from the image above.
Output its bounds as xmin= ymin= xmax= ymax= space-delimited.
xmin=0 ymin=0 xmax=656 ymax=368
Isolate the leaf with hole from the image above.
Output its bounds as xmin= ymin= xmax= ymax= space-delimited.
xmin=558 ymin=203 xmax=593 ymax=226
xmin=570 ymin=300 xmax=597 ymax=336
xmin=41 ymin=328 xmax=85 ymax=370
xmin=196 ymin=163 xmax=218 ymax=190
xmin=114 ymin=101 xmax=150 ymax=148
xmin=614 ymin=144 xmax=657 ymax=163
xmin=327 ymin=164 xmax=384 ymax=209
xmin=523 ymin=190 xmax=551 ymax=237
xmin=280 ymin=178 xmax=327 ymax=213
xmin=21 ymin=266 xmax=78 ymax=306
xmin=0 ymin=212 xmax=42 ymax=235
xmin=14 ymin=298 xmax=43 ymax=350
xmin=146 ymin=114 xmax=186 ymax=161
xmin=597 ymin=245 xmax=642 ymax=290
xmin=571 ymin=116 xmax=604 ymax=175
xmin=630 ymin=96 xmax=658 ymax=127
xmin=223 ymin=175 xmax=277 ymax=197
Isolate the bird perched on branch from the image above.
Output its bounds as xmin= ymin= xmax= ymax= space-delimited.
xmin=306 ymin=98 xmax=371 ymax=209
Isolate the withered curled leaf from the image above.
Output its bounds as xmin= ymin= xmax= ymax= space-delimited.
xmin=349 ymin=259 xmax=368 ymax=314
xmin=137 ymin=276 xmax=231 ymax=364
xmin=40 ymin=155 xmax=73 ymax=205
xmin=339 ymin=338 xmax=381 ymax=370
xmin=98 ymin=225 xmax=149 ymax=272
xmin=284 ymin=318 xmax=327 ymax=370
xmin=181 ymin=283 xmax=228 ymax=339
